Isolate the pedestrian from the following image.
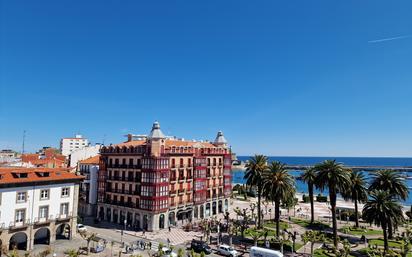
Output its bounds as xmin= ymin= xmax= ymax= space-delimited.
xmin=149 ymin=241 xmax=152 ymax=250
xmin=169 ymin=226 xmax=171 ymax=232
xmin=167 ymin=238 xmax=170 ymax=246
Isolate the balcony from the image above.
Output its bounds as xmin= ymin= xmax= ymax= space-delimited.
xmin=9 ymin=220 xmax=29 ymax=230
xmin=33 ymin=216 xmax=52 ymax=225
xmin=178 ymin=189 xmax=185 ymax=195
xmin=170 ymin=177 xmax=177 ymax=183
xmin=178 ymin=176 xmax=185 ymax=182
xmin=56 ymin=212 xmax=72 ymax=221
xmin=170 ymin=190 xmax=177 ymax=196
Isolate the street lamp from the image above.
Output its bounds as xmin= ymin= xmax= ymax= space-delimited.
xmin=121 ymin=219 xmax=127 ymax=248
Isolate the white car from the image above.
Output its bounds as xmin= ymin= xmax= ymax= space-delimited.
xmin=161 ymin=247 xmax=177 ymax=257
xmin=218 ymin=245 xmax=238 ymax=257
xmin=77 ymin=224 xmax=87 ymax=233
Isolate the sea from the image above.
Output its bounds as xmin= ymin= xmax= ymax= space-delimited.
xmin=232 ymin=156 xmax=412 ymax=206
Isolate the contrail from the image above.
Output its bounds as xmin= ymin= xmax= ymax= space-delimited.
xmin=368 ymin=35 xmax=410 ymax=43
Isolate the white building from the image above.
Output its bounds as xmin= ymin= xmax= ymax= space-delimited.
xmin=60 ymin=135 xmax=89 ymax=157
xmin=78 ymin=155 xmax=100 ymax=217
xmin=68 ymin=144 xmax=101 ymax=168
xmin=0 ymin=167 xmax=83 ymax=251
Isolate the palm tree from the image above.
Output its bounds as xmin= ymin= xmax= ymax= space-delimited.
xmin=341 ymin=170 xmax=368 ymax=228
xmin=262 ymin=161 xmax=296 ymax=236
xmin=314 ymin=160 xmax=351 ymax=248
xmin=244 ymin=155 xmax=268 ymax=228
xmin=299 ymin=167 xmax=317 ymax=223
xmin=362 ymin=190 xmax=405 ymax=254
xmin=369 ymin=170 xmax=409 ymax=238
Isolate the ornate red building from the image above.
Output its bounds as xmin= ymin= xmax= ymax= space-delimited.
xmin=97 ymin=122 xmax=232 ymax=231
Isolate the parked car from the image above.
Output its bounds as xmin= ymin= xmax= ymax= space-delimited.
xmin=161 ymin=247 xmax=177 ymax=257
xmin=190 ymin=240 xmax=212 ymax=254
xmin=77 ymin=224 xmax=87 ymax=233
xmin=217 ymin=244 xmax=238 ymax=257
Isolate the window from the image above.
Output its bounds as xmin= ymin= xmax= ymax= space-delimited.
xmin=40 ymin=189 xmax=49 ymax=200
xmin=60 ymin=203 xmax=69 ymax=215
xmin=39 ymin=206 xmax=49 ymax=219
xmin=15 ymin=209 xmax=25 ymax=223
xmin=16 ymin=192 xmax=27 ymax=203
xmin=61 ymin=187 xmax=70 ymax=197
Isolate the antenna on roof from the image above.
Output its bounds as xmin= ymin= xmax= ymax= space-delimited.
xmin=22 ymin=130 xmax=26 ymax=154
xmin=102 ymin=134 xmax=106 ymax=145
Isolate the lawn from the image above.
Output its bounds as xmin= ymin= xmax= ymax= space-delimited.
xmin=368 ymin=238 xmax=404 ymax=248
xmin=338 ymin=226 xmax=382 ymax=236
xmin=357 ymin=247 xmax=412 ymax=257
xmin=290 ymin=218 xmax=330 ymax=230
xmin=263 ymin=220 xmax=290 ymax=231
xmin=313 ymin=249 xmax=355 ymax=257
xmin=244 ymin=228 xmax=277 ymax=238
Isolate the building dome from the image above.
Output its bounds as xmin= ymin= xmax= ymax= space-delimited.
xmin=148 ymin=121 xmax=165 ymax=139
xmin=214 ymin=131 xmax=227 ymax=146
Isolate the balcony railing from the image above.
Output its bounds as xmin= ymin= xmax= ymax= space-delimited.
xmin=178 ymin=189 xmax=185 ymax=195
xmin=33 ymin=216 xmax=53 ymax=225
xmin=170 ymin=190 xmax=177 ymax=196
xmin=56 ymin=212 xmax=73 ymax=221
xmin=9 ymin=220 xmax=29 ymax=229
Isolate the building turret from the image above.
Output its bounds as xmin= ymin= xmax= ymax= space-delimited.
xmin=148 ymin=121 xmax=166 ymax=156
xmin=213 ymin=131 xmax=228 ymax=148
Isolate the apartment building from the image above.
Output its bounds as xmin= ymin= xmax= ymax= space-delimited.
xmin=60 ymin=135 xmax=89 ymax=157
xmin=78 ymin=155 xmax=100 ymax=217
xmin=97 ymin=122 xmax=232 ymax=231
xmin=0 ymin=167 xmax=83 ymax=251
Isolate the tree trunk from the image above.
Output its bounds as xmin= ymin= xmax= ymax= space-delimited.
xmin=388 ymin=220 xmax=393 ymax=239
xmin=257 ymin=185 xmax=262 ymax=229
xmin=330 ymin=189 xmax=338 ymax=248
xmin=382 ymin=221 xmax=389 ymax=254
xmin=275 ymin=198 xmax=280 ymax=236
xmin=354 ymin=194 xmax=359 ymax=228
xmin=309 ymin=183 xmax=314 ymax=224
xmin=311 ymin=242 xmax=314 ymax=256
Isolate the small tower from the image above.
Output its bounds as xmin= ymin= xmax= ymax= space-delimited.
xmin=213 ymin=131 xmax=228 ymax=148
xmin=148 ymin=121 xmax=166 ymax=156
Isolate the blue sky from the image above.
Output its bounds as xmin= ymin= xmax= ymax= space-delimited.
xmin=1 ymin=1 xmax=412 ymax=157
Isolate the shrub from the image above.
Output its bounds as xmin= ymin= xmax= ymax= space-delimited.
xmin=316 ymin=194 xmax=327 ymax=202
xmin=302 ymin=194 xmax=310 ymax=203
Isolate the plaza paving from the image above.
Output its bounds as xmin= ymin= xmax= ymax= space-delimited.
xmin=13 ymin=197 xmax=386 ymax=257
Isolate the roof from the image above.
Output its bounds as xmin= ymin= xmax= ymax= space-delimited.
xmin=214 ymin=131 xmax=227 ymax=145
xmin=79 ymin=155 xmax=100 ymax=165
xmin=148 ymin=121 xmax=165 ymax=139
xmin=115 ymin=140 xmax=146 ymax=147
xmin=114 ymin=139 xmax=216 ymax=149
xmin=0 ymin=167 xmax=84 ymax=185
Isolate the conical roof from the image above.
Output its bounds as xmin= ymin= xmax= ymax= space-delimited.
xmin=214 ymin=131 xmax=227 ymax=145
xmin=148 ymin=121 xmax=165 ymax=139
